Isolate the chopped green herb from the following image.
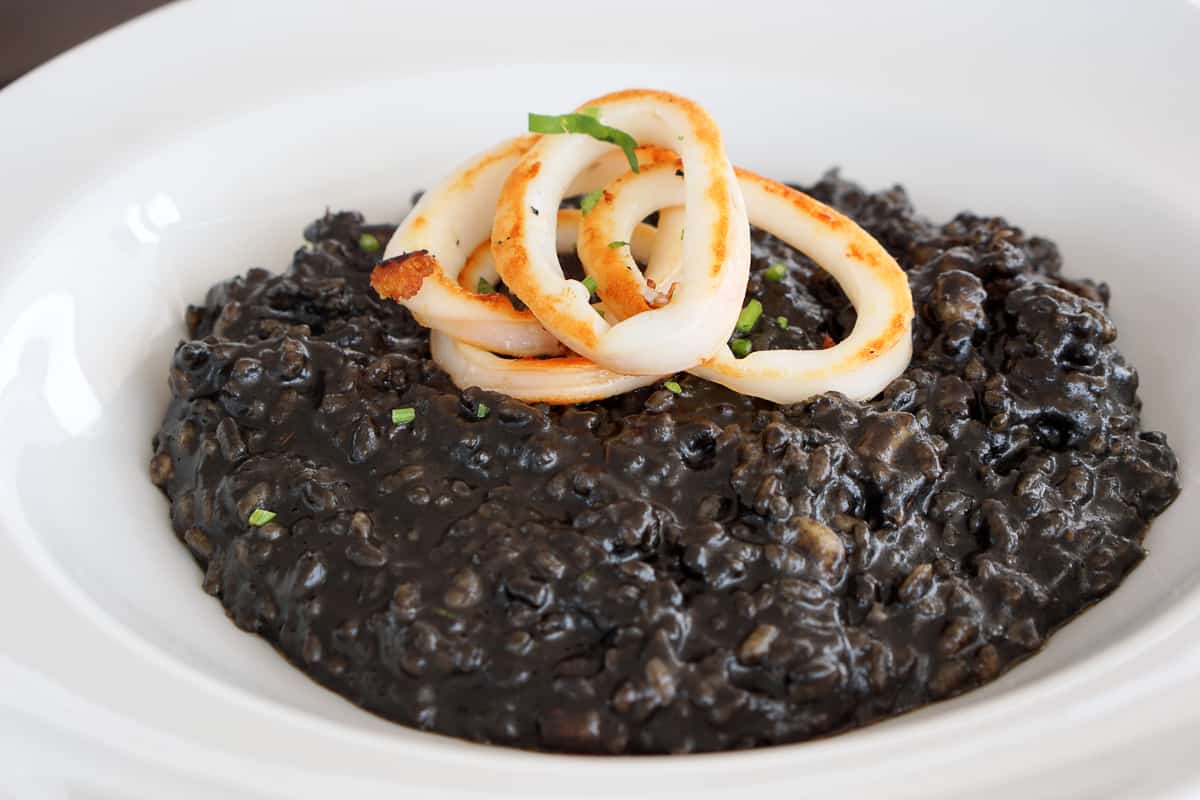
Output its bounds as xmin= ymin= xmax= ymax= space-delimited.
xmin=776 ymin=315 xmax=789 ymax=329
xmin=594 ymin=306 xmax=606 ymax=318
xmin=677 ymin=135 xmax=684 ymax=141
xmin=730 ymin=338 xmax=753 ymax=358
xmin=608 ymin=240 xmax=629 ymax=249
xmin=392 ymin=407 xmax=416 ymax=425
xmin=358 ymin=232 xmax=380 ymax=253
xmin=476 ymin=403 xmax=490 ymax=419
xmin=476 ymin=276 xmax=495 ymax=295
xmin=581 ymin=275 xmax=597 ymax=295
xmin=764 ymin=262 xmax=787 ymax=282
xmin=248 ymin=509 xmax=276 ymax=527
xmin=528 ymin=111 xmax=639 ymax=173
xmin=663 ymin=380 xmax=682 ymax=395
xmin=735 ymin=299 xmax=763 ymax=334
xmin=680 ymin=227 xmax=685 ymax=240
xmin=580 ymin=106 xmax=601 ymax=118
xmin=580 ymin=188 xmax=604 ymax=216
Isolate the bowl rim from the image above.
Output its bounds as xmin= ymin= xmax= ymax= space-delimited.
xmin=1 ymin=0 xmax=1198 ymax=793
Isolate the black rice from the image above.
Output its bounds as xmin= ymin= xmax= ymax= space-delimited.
xmin=149 ymin=170 xmax=1180 ymax=754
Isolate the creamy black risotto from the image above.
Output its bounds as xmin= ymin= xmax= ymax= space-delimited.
xmin=150 ymin=171 xmax=1180 ymax=754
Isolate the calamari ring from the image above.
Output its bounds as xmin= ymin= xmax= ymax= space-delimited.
xmin=430 ymin=331 xmax=661 ymax=404
xmin=372 ymin=135 xmax=559 ymax=357
xmin=435 ymin=209 xmax=668 ymax=405
xmin=457 ymin=209 xmax=660 ymax=292
xmin=564 ymin=144 xmax=676 ymax=197
xmin=645 ymin=206 xmax=686 ymax=291
xmin=373 ymin=141 xmax=674 ymax=356
xmin=492 ymin=89 xmax=751 ymax=376
xmin=577 ymin=161 xmax=914 ymax=403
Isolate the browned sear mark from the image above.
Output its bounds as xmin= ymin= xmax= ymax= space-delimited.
xmin=371 ymin=250 xmax=438 ymax=300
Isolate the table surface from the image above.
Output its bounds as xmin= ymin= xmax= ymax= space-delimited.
xmin=0 ymin=0 xmax=169 ymax=88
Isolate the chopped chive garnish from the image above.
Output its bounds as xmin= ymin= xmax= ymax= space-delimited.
xmin=664 ymin=380 xmax=682 ymax=395
xmin=528 ymin=111 xmax=639 ymax=173
xmin=581 ymin=188 xmax=604 ymax=216
xmin=580 ymin=106 xmax=601 ymax=118
xmin=680 ymin=227 xmax=685 ymax=240
xmin=476 ymin=276 xmax=495 ymax=295
xmin=776 ymin=315 xmax=789 ymax=329
xmin=358 ymin=232 xmax=380 ymax=253
xmin=730 ymin=338 xmax=753 ymax=358
xmin=476 ymin=403 xmax=490 ymax=419
xmin=594 ymin=306 xmax=606 ymax=318
xmin=392 ymin=407 xmax=416 ymax=425
xmin=608 ymin=240 xmax=629 ymax=249
xmin=248 ymin=509 xmax=276 ymax=527
xmin=735 ymin=299 xmax=763 ymax=334
xmin=764 ymin=262 xmax=787 ymax=282
xmin=581 ymin=275 xmax=597 ymax=295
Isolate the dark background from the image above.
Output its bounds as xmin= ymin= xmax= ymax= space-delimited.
xmin=0 ymin=0 xmax=170 ymax=88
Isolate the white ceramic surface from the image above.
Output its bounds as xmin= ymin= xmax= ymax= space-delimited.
xmin=1 ymin=1 xmax=1199 ymax=798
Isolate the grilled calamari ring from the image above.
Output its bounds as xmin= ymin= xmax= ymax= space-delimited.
xmin=429 ymin=331 xmax=661 ymax=404
xmin=492 ymin=89 xmax=751 ymax=376
xmin=439 ymin=208 xmax=668 ymax=405
xmin=372 ymin=135 xmax=559 ymax=357
xmin=373 ymin=141 xmax=676 ymax=356
xmin=577 ymin=160 xmax=914 ymax=403
xmin=645 ymin=206 xmax=686 ymax=291
xmin=457 ymin=209 xmax=660 ymax=292
xmin=374 ymin=138 xmax=680 ymax=403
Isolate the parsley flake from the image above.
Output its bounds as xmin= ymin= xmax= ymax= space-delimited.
xmin=358 ymin=232 xmax=380 ymax=253
xmin=528 ymin=111 xmax=639 ymax=173
xmin=735 ymin=299 xmax=763 ymax=334
xmin=581 ymin=188 xmax=604 ymax=216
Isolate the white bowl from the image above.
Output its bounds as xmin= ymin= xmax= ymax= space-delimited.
xmin=2 ymin=2 xmax=1199 ymax=797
